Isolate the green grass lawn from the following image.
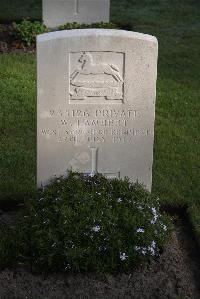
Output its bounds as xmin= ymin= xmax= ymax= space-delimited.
xmin=0 ymin=54 xmax=36 ymax=203
xmin=0 ymin=0 xmax=199 ymax=237
xmin=112 ymin=0 xmax=200 ymax=205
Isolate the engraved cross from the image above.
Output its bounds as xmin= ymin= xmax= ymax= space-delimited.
xmin=88 ymin=147 xmax=120 ymax=179
xmin=74 ymin=0 xmax=79 ymax=15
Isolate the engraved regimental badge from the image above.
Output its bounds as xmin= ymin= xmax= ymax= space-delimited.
xmin=69 ymin=51 xmax=124 ymax=103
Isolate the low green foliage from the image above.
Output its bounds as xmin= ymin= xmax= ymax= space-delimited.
xmin=58 ymin=21 xmax=118 ymax=31
xmin=10 ymin=172 xmax=171 ymax=273
xmin=13 ymin=19 xmax=47 ymax=46
xmin=12 ymin=20 xmax=118 ymax=47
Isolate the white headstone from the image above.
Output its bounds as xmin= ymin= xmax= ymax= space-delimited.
xmin=42 ymin=0 xmax=110 ymax=28
xmin=37 ymin=29 xmax=158 ymax=190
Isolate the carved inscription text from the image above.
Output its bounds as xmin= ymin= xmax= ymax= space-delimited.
xmin=40 ymin=108 xmax=151 ymax=144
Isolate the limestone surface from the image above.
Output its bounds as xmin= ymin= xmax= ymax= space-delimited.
xmin=37 ymin=29 xmax=158 ymax=190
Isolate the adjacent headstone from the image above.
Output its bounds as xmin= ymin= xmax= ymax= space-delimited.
xmin=37 ymin=29 xmax=158 ymax=190
xmin=42 ymin=0 xmax=110 ymax=28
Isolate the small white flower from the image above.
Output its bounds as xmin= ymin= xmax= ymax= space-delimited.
xmin=151 ymin=215 xmax=158 ymax=224
xmin=89 ymin=172 xmax=95 ymax=177
xmin=120 ymin=252 xmax=128 ymax=261
xmin=137 ymin=205 xmax=144 ymax=210
xmin=163 ymin=225 xmax=167 ymax=231
xmin=148 ymin=246 xmax=155 ymax=256
xmin=117 ymin=198 xmax=122 ymax=203
xmin=161 ymin=223 xmax=167 ymax=231
xmin=136 ymin=228 xmax=145 ymax=233
xmin=96 ymin=192 xmax=101 ymax=195
xmin=151 ymin=207 xmax=157 ymax=215
xmin=148 ymin=241 xmax=157 ymax=256
xmin=43 ymin=219 xmax=49 ymax=224
xmin=135 ymin=246 xmax=147 ymax=255
xmin=141 ymin=248 xmax=147 ymax=255
xmin=150 ymin=207 xmax=159 ymax=224
xmin=135 ymin=246 xmax=141 ymax=251
xmin=64 ymin=263 xmax=71 ymax=270
xmin=92 ymin=225 xmax=100 ymax=232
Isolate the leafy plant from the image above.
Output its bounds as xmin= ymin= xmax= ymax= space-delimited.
xmin=13 ymin=19 xmax=47 ymax=46
xmin=12 ymin=171 xmax=172 ymax=273
xmin=0 ymin=172 xmax=172 ymax=272
xmin=58 ymin=21 xmax=118 ymax=30
xmin=12 ymin=20 xmax=118 ymax=47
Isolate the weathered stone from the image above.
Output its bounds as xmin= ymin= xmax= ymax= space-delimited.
xmin=42 ymin=0 xmax=110 ymax=28
xmin=37 ymin=29 xmax=158 ymax=190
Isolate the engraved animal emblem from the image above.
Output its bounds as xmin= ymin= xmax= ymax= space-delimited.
xmin=70 ymin=52 xmax=123 ymax=83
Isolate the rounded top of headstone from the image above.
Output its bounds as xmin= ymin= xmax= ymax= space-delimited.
xmin=37 ymin=29 xmax=158 ymax=44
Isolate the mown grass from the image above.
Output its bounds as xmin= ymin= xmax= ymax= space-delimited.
xmin=0 ymin=54 xmax=36 ymax=203
xmin=0 ymin=1 xmax=199 ymax=220
xmin=111 ymin=0 xmax=200 ymax=207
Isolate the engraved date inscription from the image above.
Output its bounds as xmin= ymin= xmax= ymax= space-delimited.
xmin=40 ymin=108 xmax=150 ymax=144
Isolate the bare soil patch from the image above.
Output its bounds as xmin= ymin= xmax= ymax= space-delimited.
xmin=0 ymin=209 xmax=199 ymax=299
